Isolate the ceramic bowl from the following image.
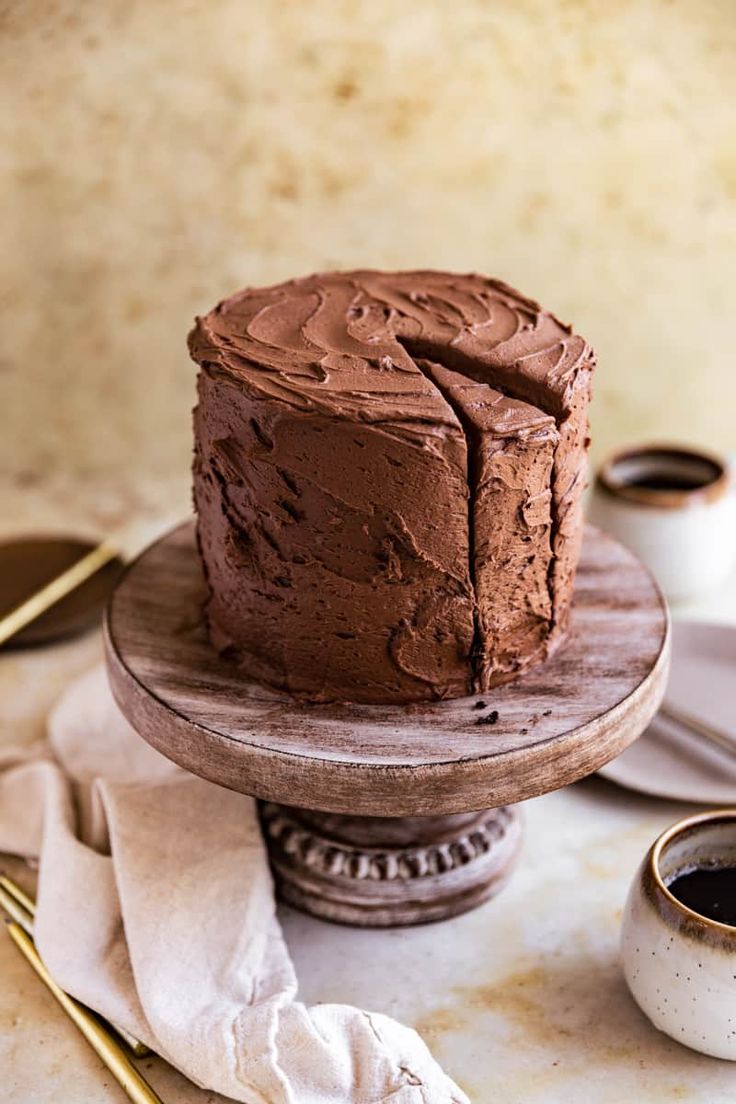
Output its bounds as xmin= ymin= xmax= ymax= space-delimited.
xmin=621 ymin=809 xmax=736 ymax=1059
xmin=588 ymin=444 xmax=736 ymax=602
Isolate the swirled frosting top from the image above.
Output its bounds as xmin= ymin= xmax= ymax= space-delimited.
xmin=189 ymin=270 xmax=593 ymax=429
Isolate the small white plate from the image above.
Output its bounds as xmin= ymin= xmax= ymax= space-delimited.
xmin=599 ymin=620 xmax=736 ymax=804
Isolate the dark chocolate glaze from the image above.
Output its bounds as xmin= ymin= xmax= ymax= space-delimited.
xmin=189 ymin=270 xmax=594 ymax=703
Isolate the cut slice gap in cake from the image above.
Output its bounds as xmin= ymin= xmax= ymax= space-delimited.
xmin=401 ymin=335 xmax=593 ymax=637
xmin=409 ymin=356 xmax=559 ymax=691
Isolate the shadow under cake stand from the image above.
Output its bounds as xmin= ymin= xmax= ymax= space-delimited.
xmin=104 ymin=522 xmax=669 ymax=927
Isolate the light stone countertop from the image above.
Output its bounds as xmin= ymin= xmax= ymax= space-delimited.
xmin=1 ymin=483 xmax=736 ymax=1104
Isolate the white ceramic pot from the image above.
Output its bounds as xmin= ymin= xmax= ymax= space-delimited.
xmin=588 ymin=444 xmax=736 ymax=603
xmin=621 ymin=809 xmax=736 ymax=1059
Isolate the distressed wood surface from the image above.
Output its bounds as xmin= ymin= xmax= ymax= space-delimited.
xmin=104 ymin=522 xmax=670 ymax=817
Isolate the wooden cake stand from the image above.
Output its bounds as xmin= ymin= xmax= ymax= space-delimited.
xmin=104 ymin=522 xmax=669 ymax=927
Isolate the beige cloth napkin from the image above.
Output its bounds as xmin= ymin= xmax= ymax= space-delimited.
xmin=0 ymin=666 xmax=467 ymax=1104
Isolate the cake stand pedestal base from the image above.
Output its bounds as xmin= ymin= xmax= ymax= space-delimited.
xmin=260 ymin=803 xmax=522 ymax=927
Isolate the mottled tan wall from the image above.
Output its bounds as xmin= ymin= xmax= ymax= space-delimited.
xmin=2 ymin=0 xmax=735 ymax=519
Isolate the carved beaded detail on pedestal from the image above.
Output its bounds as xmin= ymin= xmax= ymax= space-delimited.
xmin=261 ymin=803 xmax=515 ymax=881
xmin=260 ymin=803 xmax=523 ymax=927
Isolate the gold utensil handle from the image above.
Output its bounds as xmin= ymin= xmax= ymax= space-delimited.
xmin=0 ymin=875 xmax=149 ymax=1057
xmin=660 ymin=704 xmax=736 ymax=758
xmin=0 ymin=541 xmax=118 ymax=647
xmin=0 ymin=883 xmax=33 ymax=934
xmin=0 ymin=874 xmax=35 ymax=916
xmin=6 ymin=923 xmax=164 ymax=1104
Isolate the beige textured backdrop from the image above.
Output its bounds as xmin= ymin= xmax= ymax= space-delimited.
xmin=2 ymin=0 xmax=735 ymax=528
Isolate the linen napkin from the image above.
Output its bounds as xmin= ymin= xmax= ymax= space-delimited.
xmin=0 ymin=665 xmax=467 ymax=1104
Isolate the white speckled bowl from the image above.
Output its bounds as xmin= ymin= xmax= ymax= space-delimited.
xmin=622 ymin=810 xmax=736 ymax=1059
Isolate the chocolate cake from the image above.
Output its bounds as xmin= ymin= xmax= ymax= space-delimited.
xmin=189 ymin=271 xmax=594 ymax=704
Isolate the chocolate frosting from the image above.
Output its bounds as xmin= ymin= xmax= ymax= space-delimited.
xmin=190 ymin=270 xmax=594 ymax=703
